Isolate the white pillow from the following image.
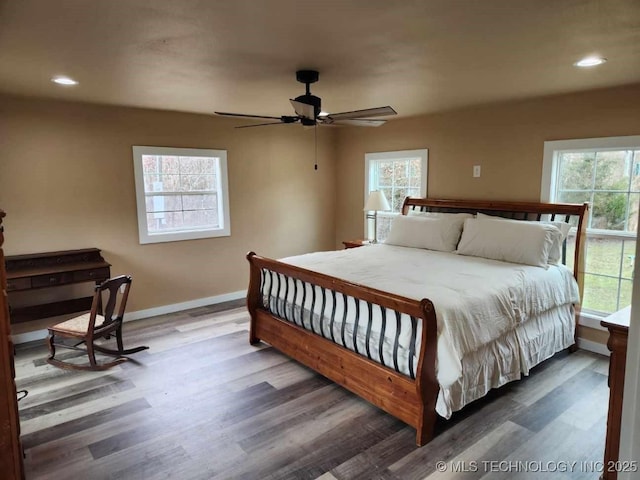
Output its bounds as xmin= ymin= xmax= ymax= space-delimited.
xmin=456 ymin=218 xmax=562 ymax=267
xmin=543 ymin=221 xmax=571 ymax=264
xmin=385 ymin=215 xmax=465 ymax=252
xmin=475 ymin=212 xmax=570 ymax=264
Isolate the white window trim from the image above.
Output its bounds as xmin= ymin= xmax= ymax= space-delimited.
xmin=364 ymin=149 xmax=428 ymax=238
xmin=541 ymin=135 xmax=640 ymax=202
xmin=541 ymin=135 xmax=640 ymax=319
xmin=132 ymin=146 xmax=231 ymax=244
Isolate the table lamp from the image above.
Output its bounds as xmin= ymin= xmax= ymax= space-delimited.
xmin=364 ymin=190 xmax=391 ymax=243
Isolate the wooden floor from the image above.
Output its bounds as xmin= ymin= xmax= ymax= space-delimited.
xmin=15 ymin=301 xmax=610 ymax=480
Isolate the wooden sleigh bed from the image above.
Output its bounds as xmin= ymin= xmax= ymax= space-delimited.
xmin=246 ymin=198 xmax=588 ymax=446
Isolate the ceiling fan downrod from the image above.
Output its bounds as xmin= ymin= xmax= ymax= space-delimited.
xmin=296 ymin=70 xmax=319 ymax=90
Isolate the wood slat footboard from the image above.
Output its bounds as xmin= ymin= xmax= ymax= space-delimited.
xmin=246 ymin=252 xmax=439 ymax=446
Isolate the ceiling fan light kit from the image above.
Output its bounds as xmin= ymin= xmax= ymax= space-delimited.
xmin=215 ymin=70 xmax=397 ymax=129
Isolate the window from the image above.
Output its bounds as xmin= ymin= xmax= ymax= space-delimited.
xmin=364 ymin=149 xmax=428 ymax=241
xmin=542 ymin=136 xmax=640 ymax=315
xmin=132 ymin=146 xmax=230 ymax=244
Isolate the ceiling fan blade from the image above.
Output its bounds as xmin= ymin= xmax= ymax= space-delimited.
xmin=325 ymin=106 xmax=397 ymax=121
xmin=330 ymin=119 xmax=387 ymax=127
xmin=215 ymin=111 xmax=283 ymax=120
xmin=290 ymin=100 xmax=315 ymax=119
xmin=236 ymin=121 xmax=293 ymax=129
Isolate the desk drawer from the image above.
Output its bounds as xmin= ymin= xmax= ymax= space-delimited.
xmin=73 ymin=268 xmax=110 ymax=283
xmin=31 ymin=272 xmax=74 ymax=288
xmin=6 ymin=278 xmax=31 ymax=292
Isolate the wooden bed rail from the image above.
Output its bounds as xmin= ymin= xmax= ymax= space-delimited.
xmin=246 ymin=251 xmax=440 ymax=445
xmin=401 ymin=197 xmax=589 ymax=217
xmin=247 ymin=252 xmax=432 ymax=319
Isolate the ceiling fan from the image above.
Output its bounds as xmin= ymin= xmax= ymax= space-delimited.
xmin=215 ymin=70 xmax=397 ymax=128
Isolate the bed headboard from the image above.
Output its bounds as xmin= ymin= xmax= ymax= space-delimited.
xmin=401 ymin=197 xmax=589 ymax=295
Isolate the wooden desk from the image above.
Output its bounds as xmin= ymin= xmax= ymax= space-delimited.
xmin=5 ymin=248 xmax=111 ymax=323
xmin=601 ymin=306 xmax=630 ymax=480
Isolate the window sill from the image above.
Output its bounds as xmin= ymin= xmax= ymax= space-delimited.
xmin=579 ymin=310 xmax=610 ymax=331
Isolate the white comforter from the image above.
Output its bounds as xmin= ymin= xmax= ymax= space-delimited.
xmin=280 ymin=244 xmax=579 ymax=389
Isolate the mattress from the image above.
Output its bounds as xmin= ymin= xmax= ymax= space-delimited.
xmin=267 ymin=244 xmax=579 ymax=417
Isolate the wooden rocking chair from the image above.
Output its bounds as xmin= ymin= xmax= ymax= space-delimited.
xmin=46 ymin=275 xmax=148 ymax=371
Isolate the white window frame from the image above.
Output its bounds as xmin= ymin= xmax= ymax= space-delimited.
xmin=132 ymin=146 xmax=231 ymax=244
xmin=364 ymin=149 xmax=428 ymax=238
xmin=541 ymin=135 xmax=640 ymax=319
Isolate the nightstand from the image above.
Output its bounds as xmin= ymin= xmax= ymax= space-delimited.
xmin=342 ymin=239 xmax=370 ymax=249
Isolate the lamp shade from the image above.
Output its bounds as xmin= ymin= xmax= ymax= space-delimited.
xmin=364 ymin=190 xmax=391 ymax=211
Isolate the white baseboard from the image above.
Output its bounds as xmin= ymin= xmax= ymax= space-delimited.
xmin=14 ymin=289 xmax=611 ymax=360
xmin=577 ymin=337 xmax=610 ymax=356
xmin=124 ymin=290 xmax=246 ymax=322
xmin=12 ymin=289 xmax=246 ymax=345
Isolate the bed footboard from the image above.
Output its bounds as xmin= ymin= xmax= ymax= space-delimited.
xmin=246 ymin=252 xmax=439 ymax=446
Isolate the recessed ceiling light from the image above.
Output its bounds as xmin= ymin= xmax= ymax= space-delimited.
xmin=51 ymin=76 xmax=79 ymax=86
xmin=574 ymin=56 xmax=607 ymax=68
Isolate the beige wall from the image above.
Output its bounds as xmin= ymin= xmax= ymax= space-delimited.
xmin=335 ymin=83 xmax=640 ymax=245
xmin=577 ymin=325 xmax=610 ymax=345
xmin=0 ymin=95 xmax=336 ymax=312
xmin=3 ymin=84 xmax=638 ymax=344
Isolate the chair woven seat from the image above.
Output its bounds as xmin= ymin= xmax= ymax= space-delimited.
xmin=53 ymin=313 xmax=106 ymax=334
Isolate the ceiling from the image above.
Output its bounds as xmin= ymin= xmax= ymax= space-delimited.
xmin=1 ymin=0 xmax=639 ymax=120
